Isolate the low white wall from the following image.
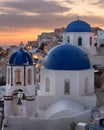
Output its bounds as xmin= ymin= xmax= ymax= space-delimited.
xmin=3 ymin=110 xmax=91 ymax=130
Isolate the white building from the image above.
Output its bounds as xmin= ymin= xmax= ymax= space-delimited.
xmin=63 ymin=19 xmax=97 ymax=67
xmin=63 ymin=19 xmax=104 ymax=69
xmin=97 ymin=30 xmax=104 ymax=47
xmin=4 ymin=48 xmax=36 ymax=118
xmin=2 ymin=42 xmax=96 ymax=130
xmin=63 ymin=19 xmax=94 ymax=47
xmin=5 ymin=18 xmax=104 ymax=130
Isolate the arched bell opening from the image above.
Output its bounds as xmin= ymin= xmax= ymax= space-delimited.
xmin=12 ymin=89 xmax=26 ymax=116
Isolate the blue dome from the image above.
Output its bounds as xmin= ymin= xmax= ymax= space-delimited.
xmin=9 ymin=48 xmax=33 ymax=65
xmin=65 ymin=20 xmax=92 ymax=32
xmin=44 ymin=44 xmax=91 ymax=70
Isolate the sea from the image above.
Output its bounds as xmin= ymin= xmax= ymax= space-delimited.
xmin=1 ymin=46 xmax=10 ymax=50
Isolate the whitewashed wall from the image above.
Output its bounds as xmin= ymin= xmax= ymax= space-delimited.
xmin=63 ymin=32 xmax=94 ymax=47
xmin=2 ymin=110 xmax=91 ymax=130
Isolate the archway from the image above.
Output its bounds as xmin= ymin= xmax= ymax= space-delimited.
xmin=12 ymin=89 xmax=26 ymax=116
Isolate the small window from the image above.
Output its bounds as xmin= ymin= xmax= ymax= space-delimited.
xmin=64 ymin=79 xmax=70 ymax=95
xmin=84 ymin=77 xmax=89 ymax=94
xmin=90 ymin=37 xmax=92 ymax=46
xmin=78 ymin=37 xmax=82 ymax=46
xmin=67 ymin=36 xmax=70 ymax=43
xmin=15 ymin=69 xmax=21 ymax=85
xmin=8 ymin=68 xmax=10 ymax=84
xmin=28 ymin=69 xmax=32 ymax=85
xmin=45 ymin=77 xmax=50 ymax=92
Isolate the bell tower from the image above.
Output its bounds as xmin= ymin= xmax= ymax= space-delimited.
xmin=4 ymin=48 xmax=36 ymax=118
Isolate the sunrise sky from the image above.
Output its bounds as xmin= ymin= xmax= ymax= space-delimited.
xmin=0 ymin=0 xmax=104 ymax=46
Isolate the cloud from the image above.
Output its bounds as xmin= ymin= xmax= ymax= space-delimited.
xmin=91 ymin=0 xmax=104 ymax=5
xmin=0 ymin=0 xmax=71 ymax=30
xmin=1 ymin=0 xmax=69 ymax=14
xmin=0 ymin=35 xmax=17 ymax=36
xmin=0 ymin=13 xmax=69 ymax=29
xmin=0 ymin=0 xmax=104 ymax=33
xmin=78 ymin=15 xmax=104 ymax=28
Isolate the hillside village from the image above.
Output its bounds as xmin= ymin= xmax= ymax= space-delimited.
xmin=0 ymin=19 xmax=104 ymax=130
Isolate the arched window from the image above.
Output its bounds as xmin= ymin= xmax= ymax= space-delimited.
xmin=45 ymin=77 xmax=50 ymax=92
xmin=67 ymin=36 xmax=70 ymax=43
xmin=15 ymin=69 xmax=21 ymax=85
xmin=78 ymin=37 xmax=82 ymax=46
xmin=12 ymin=89 xmax=26 ymax=116
xmin=90 ymin=37 xmax=92 ymax=46
xmin=8 ymin=68 xmax=10 ymax=84
xmin=84 ymin=77 xmax=89 ymax=95
xmin=64 ymin=79 xmax=70 ymax=95
xmin=28 ymin=69 xmax=32 ymax=85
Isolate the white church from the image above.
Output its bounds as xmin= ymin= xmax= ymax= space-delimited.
xmin=2 ymin=19 xmax=102 ymax=130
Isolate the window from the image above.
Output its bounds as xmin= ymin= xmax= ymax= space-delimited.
xmin=8 ymin=68 xmax=10 ymax=84
xmin=84 ymin=77 xmax=89 ymax=94
xmin=15 ymin=69 xmax=21 ymax=85
xmin=28 ymin=69 xmax=32 ymax=85
xmin=64 ymin=79 xmax=70 ymax=95
xmin=90 ymin=37 xmax=92 ymax=46
xmin=78 ymin=37 xmax=82 ymax=46
xmin=45 ymin=77 xmax=50 ymax=92
xmin=67 ymin=36 xmax=70 ymax=43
